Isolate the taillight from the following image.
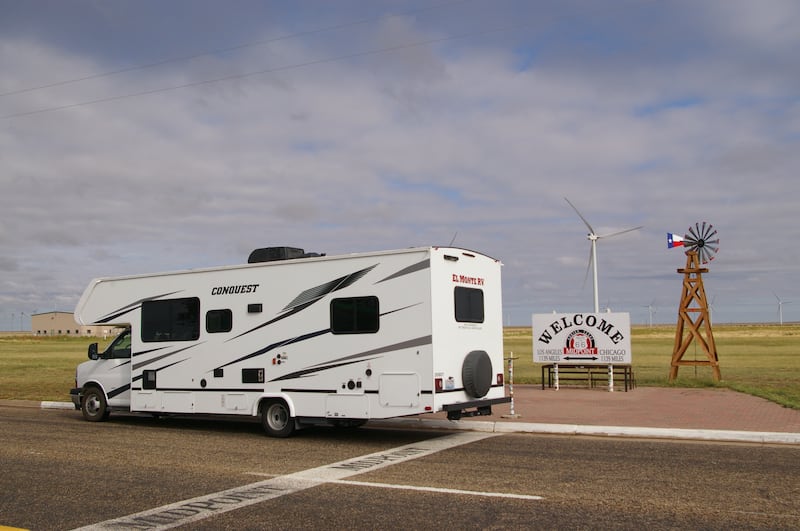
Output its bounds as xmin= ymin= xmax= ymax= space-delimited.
xmin=497 ymin=373 xmax=503 ymax=386
xmin=434 ymin=378 xmax=443 ymax=392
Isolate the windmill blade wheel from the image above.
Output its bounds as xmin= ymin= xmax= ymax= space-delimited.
xmin=683 ymin=222 xmax=719 ymax=264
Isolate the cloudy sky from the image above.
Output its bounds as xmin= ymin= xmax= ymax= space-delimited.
xmin=1 ymin=0 xmax=798 ymax=330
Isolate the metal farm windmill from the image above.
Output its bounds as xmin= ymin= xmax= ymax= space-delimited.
xmin=565 ymin=197 xmax=643 ymax=313
xmin=667 ymin=222 xmax=721 ymax=381
xmin=667 ymin=223 xmax=719 ymax=264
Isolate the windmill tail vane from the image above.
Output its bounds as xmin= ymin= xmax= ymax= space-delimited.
xmin=667 ymin=233 xmax=684 ymax=248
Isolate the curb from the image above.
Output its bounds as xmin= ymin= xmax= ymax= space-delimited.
xmin=31 ymin=401 xmax=800 ymax=445
xmin=41 ymin=401 xmax=75 ymax=410
xmin=370 ymin=417 xmax=800 ymax=445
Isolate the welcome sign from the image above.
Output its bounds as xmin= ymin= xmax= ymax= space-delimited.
xmin=533 ymin=312 xmax=632 ymax=365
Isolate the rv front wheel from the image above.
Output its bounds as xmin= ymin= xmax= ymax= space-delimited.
xmin=261 ymin=399 xmax=294 ymax=438
xmin=81 ymin=386 xmax=109 ymax=422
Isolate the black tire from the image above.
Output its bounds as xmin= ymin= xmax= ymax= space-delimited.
xmin=462 ymin=350 xmax=492 ymax=398
xmin=81 ymin=386 xmax=109 ymax=422
xmin=261 ymin=399 xmax=295 ymax=438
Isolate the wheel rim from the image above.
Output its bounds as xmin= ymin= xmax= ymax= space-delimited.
xmin=86 ymin=395 xmax=101 ymax=416
xmin=266 ymin=403 xmax=288 ymax=431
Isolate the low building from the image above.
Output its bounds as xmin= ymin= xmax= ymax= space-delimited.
xmin=31 ymin=311 xmax=122 ymax=338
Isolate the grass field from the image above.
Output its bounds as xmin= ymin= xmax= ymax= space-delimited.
xmin=1 ymin=324 xmax=799 ymax=409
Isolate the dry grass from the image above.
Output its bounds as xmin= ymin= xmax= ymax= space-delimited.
xmin=0 ymin=335 xmax=112 ymax=401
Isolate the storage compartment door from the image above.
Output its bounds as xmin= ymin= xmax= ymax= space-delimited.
xmin=325 ymin=395 xmax=370 ymax=419
xmin=379 ymin=372 xmax=420 ymax=407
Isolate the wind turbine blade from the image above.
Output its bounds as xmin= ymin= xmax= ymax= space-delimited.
xmin=598 ymin=225 xmax=644 ymax=239
xmin=582 ymin=244 xmax=593 ymax=289
xmin=564 ymin=197 xmax=596 ymax=234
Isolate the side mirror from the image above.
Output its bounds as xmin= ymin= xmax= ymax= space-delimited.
xmin=88 ymin=343 xmax=99 ymax=360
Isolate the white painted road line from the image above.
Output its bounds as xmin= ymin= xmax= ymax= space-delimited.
xmin=72 ymin=432 xmax=498 ymax=531
xmin=330 ymin=479 xmax=544 ymax=500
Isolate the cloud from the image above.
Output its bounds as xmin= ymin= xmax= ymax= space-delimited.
xmin=1 ymin=0 xmax=799 ymax=327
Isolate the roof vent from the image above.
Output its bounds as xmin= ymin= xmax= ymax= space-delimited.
xmin=248 ymin=247 xmax=324 ymax=263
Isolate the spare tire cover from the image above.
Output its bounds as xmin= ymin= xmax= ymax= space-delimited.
xmin=462 ymin=350 xmax=492 ymax=398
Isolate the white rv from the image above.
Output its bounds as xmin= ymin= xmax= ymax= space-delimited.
xmin=71 ymin=246 xmax=509 ymax=437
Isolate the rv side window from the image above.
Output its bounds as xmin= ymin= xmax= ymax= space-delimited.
xmin=206 ymin=309 xmax=233 ymax=333
xmin=141 ymin=297 xmax=200 ymax=342
xmin=454 ymin=287 xmax=484 ymax=323
xmin=330 ymin=296 xmax=379 ymax=334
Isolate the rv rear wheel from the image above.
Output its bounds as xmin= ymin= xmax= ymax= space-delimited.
xmin=81 ymin=386 xmax=109 ymax=422
xmin=261 ymin=399 xmax=295 ymax=438
xmin=462 ymin=350 xmax=492 ymax=398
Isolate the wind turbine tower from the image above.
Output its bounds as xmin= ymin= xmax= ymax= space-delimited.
xmin=564 ymin=198 xmax=643 ymax=313
xmin=644 ymin=300 xmax=657 ymax=327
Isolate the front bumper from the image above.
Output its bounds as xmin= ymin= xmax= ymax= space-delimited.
xmin=70 ymin=388 xmax=81 ymax=410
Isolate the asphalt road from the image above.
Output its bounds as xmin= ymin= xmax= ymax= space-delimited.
xmin=1 ymin=405 xmax=799 ymax=530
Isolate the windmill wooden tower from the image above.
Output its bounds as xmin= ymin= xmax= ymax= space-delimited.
xmin=667 ymin=223 xmax=721 ymax=382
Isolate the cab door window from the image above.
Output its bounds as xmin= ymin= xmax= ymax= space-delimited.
xmin=104 ymin=330 xmax=131 ymax=359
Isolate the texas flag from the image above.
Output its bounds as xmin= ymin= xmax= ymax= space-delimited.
xmin=667 ymin=233 xmax=684 ymax=248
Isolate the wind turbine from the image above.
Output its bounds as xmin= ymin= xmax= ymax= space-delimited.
xmin=565 ymin=197 xmax=643 ymax=313
xmin=644 ymin=299 xmax=657 ymax=327
xmin=773 ymin=291 xmax=792 ymax=326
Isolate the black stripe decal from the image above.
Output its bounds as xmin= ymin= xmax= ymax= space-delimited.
xmin=130 ymin=358 xmax=191 ymax=385
xmin=270 ymin=357 xmax=379 ymax=382
xmin=269 ymin=335 xmax=432 ymax=382
xmin=96 ymin=291 xmax=182 ymax=323
xmin=132 ymin=344 xmax=203 ymax=371
xmin=280 ymin=388 xmax=338 ymax=394
xmin=132 ymin=347 xmax=168 ymax=358
xmin=131 ymin=387 xmax=265 ymax=393
xmin=228 ymin=300 xmax=316 ymax=341
xmin=326 ymin=335 xmax=432 ymax=365
xmin=281 ymin=264 xmax=377 ymax=312
xmin=380 ymin=302 xmax=423 ymax=317
xmin=107 ymin=383 xmax=131 ymax=399
xmin=216 ymin=328 xmax=330 ymax=370
xmin=375 ymin=259 xmax=429 ymax=284
xmin=230 ymin=265 xmax=376 ymax=341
